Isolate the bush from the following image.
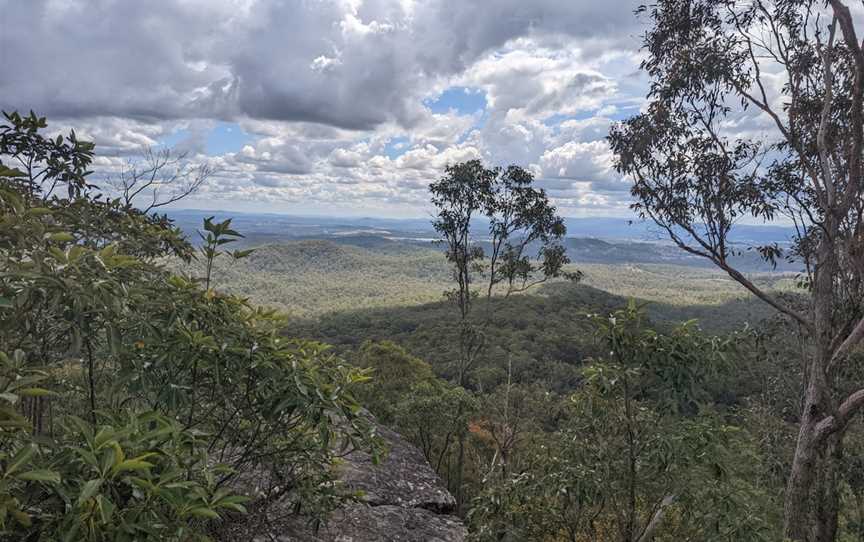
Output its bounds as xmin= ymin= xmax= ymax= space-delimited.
xmin=0 ymin=111 xmax=375 ymax=540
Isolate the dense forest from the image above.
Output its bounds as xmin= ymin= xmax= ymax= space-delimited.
xmin=4 ymin=1 xmax=864 ymax=541
xmin=0 ymin=109 xmax=854 ymax=540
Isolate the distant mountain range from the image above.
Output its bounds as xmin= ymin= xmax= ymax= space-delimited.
xmin=561 ymin=217 xmax=796 ymax=245
xmin=168 ymin=209 xmax=796 ymax=242
xmin=166 ymin=209 xmax=802 ymax=272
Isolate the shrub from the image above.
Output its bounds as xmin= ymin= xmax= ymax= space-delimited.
xmin=0 ymin=112 xmax=375 ymax=540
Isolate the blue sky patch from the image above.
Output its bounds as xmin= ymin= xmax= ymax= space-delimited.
xmin=384 ymin=136 xmax=411 ymax=159
xmin=157 ymin=128 xmax=191 ymax=149
xmin=206 ymin=122 xmax=254 ymax=155
xmin=424 ymin=86 xmax=487 ymax=115
xmin=156 ymin=122 xmax=254 ymax=155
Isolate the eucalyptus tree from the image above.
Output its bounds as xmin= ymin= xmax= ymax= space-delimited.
xmin=430 ymin=160 xmax=576 ymax=388
xmin=429 ymin=159 xmax=576 ymax=513
xmin=609 ymin=1 xmax=864 ymax=539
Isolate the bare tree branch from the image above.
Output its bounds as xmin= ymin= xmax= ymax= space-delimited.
xmin=828 ymin=0 xmax=864 ymax=211
xmin=816 ymin=16 xmax=839 ymax=207
xmin=105 ymin=146 xmax=215 ymax=213
xmin=636 ymin=495 xmax=676 ymax=542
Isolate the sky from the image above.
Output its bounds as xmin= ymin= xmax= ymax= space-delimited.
xmin=0 ymin=0 xmax=651 ymax=218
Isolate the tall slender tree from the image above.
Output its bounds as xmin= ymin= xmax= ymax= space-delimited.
xmin=430 ymin=160 xmax=575 ymax=388
xmin=430 ymin=160 xmax=576 ymax=512
xmin=609 ymin=1 xmax=864 ymax=539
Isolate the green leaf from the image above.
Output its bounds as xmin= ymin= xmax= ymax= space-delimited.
xmin=97 ymin=495 xmax=115 ymax=524
xmin=10 ymin=508 xmax=31 ymax=527
xmin=16 ymin=469 xmax=60 ymax=484
xmin=5 ymin=445 xmax=34 ymax=477
xmin=77 ymin=479 xmax=103 ymax=506
xmin=94 ymin=428 xmax=115 ymax=448
xmin=16 ymin=387 xmax=56 ymax=397
xmin=217 ymin=502 xmax=248 ymax=514
xmin=0 ymin=165 xmax=26 ymax=178
xmin=99 ymin=447 xmax=117 ymax=475
xmin=48 ymin=246 xmax=67 ymax=263
xmin=49 ymin=232 xmax=75 ymax=243
xmin=113 ymin=459 xmax=155 ymax=473
xmin=187 ymin=507 xmax=220 ymax=519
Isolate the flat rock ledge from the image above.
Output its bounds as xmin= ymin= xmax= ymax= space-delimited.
xmin=219 ymin=423 xmax=467 ymax=542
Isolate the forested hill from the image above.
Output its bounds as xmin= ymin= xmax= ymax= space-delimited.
xmin=283 ymin=278 xmax=778 ymax=391
xmin=168 ymin=209 xmax=802 ymax=272
xmin=168 ymin=209 xmax=796 ymax=245
xmin=176 ymin=239 xmax=452 ymax=316
xmin=0 ymin=112 xmax=826 ymax=541
xmin=183 ymin=236 xmax=789 ymax=325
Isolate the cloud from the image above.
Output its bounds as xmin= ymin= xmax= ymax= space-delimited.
xmin=0 ymin=0 xmax=644 ymax=215
xmin=1 ymin=0 xmax=639 ymax=124
xmin=554 ymin=117 xmax=614 ymax=144
xmin=0 ymin=0 xmax=234 ymax=119
xmin=464 ymin=40 xmax=617 ymax=120
xmin=539 ymin=140 xmax=627 ymax=194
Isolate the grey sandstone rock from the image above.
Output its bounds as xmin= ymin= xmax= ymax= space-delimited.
xmin=220 ymin=422 xmax=467 ymax=542
xmin=336 ymin=424 xmax=456 ymax=513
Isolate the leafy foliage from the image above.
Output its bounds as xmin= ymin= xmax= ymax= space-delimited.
xmin=469 ymin=303 xmax=773 ymax=541
xmin=608 ymin=1 xmax=864 ymax=538
xmin=430 ymin=160 xmax=578 ymax=387
xmin=0 ymin=112 xmax=375 ymax=540
xmin=2 ymin=103 xmax=852 ymax=541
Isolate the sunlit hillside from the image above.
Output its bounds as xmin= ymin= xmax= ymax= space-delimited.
xmin=183 ymin=238 xmax=791 ymax=326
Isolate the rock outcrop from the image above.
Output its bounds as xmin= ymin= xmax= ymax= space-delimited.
xmin=221 ymin=423 xmax=467 ymax=541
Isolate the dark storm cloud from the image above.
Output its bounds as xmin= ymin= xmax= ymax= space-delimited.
xmin=0 ymin=0 xmax=647 ymax=214
xmin=0 ymin=0 xmax=642 ymax=130
xmin=413 ymin=0 xmax=643 ymax=72
xmin=0 ymin=0 xmax=228 ymax=119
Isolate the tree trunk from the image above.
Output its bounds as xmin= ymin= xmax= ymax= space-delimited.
xmin=856 ymin=491 xmax=864 ymax=542
xmin=784 ymin=415 xmax=821 ymax=540
xmin=783 ymin=405 xmax=843 ymax=542
xmin=455 ymin=431 xmax=466 ymax=515
xmin=814 ymin=434 xmax=843 ymax=542
xmin=624 ymin=373 xmax=637 ymax=542
xmin=784 ymin=236 xmax=840 ymax=541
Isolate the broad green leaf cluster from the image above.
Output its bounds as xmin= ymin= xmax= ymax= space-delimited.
xmin=0 ymin=112 xmax=376 ymax=540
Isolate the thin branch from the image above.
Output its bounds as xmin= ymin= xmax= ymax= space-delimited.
xmin=828 ymin=316 xmax=864 ymax=372
xmin=636 ymin=174 xmax=813 ymax=329
xmin=105 ymin=146 xmax=214 ymax=212
xmin=816 ymin=16 xmax=839 ymax=208
xmin=816 ymin=387 xmax=864 ymax=439
xmin=636 ymin=495 xmax=676 ymax=542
